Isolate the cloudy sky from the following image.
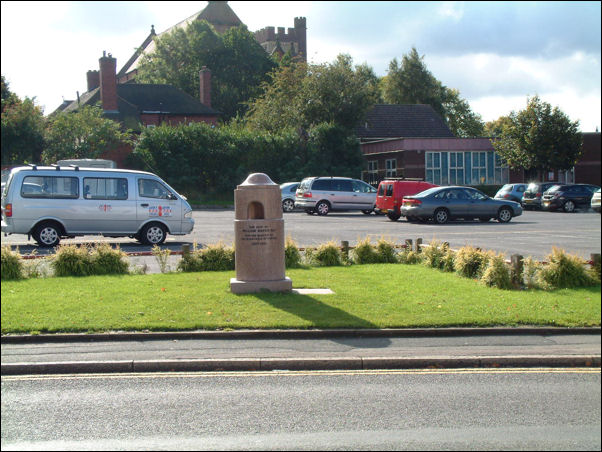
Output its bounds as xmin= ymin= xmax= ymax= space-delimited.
xmin=1 ymin=1 xmax=600 ymax=131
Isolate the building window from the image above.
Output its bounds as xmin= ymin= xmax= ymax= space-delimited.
xmin=385 ymin=159 xmax=396 ymax=178
xmin=448 ymin=152 xmax=464 ymax=185
xmin=366 ymin=160 xmax=378 ymax=185
xmin=471 ymin=152 xmax=487 ymax=185
xmin=426 ymin=152 xmax=441 ymax=185
xmin=427 ymin=151 xmax=509 ymax=186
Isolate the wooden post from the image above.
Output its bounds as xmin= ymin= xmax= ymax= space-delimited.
xmin=182 ymin=244 xmax=191 ymax=257
xmin=405 ymin=239 xmax=413 ymax=251
xmin=511 ymin=254 xmax=523 ymax=287
xmin=341 ymin=241 xmax=349 ymax=261
xmin=415 ymin=238 xmax=423 ymax=253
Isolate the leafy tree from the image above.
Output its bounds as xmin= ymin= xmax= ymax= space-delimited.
xmin=1 ymin=76 xmax=45 ymax=165
xmin=484 ymin=115 xmax=514 ymax=137
xmin=382 ymin=48 xmax=484 ymax=137
xmin=136 ymin=21 xmax=275 ymax=121
xmin=382 ymin=48 xmax=447 ymax=118
xmin=443 ymin=89 xmax=485 ymax=138
xmin=490 ymin=96 xmax=582 ymax=179
xmin=43 ymin=105 xmax=132 ymax=164
xmin=246 ymin=54 xmax=380 ymax=132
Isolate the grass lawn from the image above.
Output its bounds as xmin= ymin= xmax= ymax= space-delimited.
xmin=1 ymin=264 xmax=600 ymax=334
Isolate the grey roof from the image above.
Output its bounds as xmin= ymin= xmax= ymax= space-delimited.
xmin=356 ymin=104 xmax=454 ymax=139
xmin=59 ymin=84 xmax=220 ymax=131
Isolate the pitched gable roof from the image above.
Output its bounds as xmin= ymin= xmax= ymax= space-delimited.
xmin=119 ymin=1 xmax=243 ymax=76
xmin=356 ymin=104 xmax=454 ymax=140
xmin=60 ymin=84 xmax=220 ymax=131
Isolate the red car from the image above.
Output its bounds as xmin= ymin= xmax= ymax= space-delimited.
xmin=375 ymin=179 xmax=438 ymax=221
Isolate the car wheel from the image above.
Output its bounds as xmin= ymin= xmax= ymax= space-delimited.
xmin=282 ymin=198 xmax=295 ymax=212
xmin=433 ymin=208 xmax=449 ymax=224
xmin=316 ymin=201 xmax=330 ymax=216
xmin=140 ymin=223 xmax=167 ymax=245
xmin=497 ymin=207 xmax=513 ymax=223
xmin=563 ymin=200 xmax=576 ymax=213
xmin=33 ymin=222 xmax=62 ymax=247
xmin=387 ymin=212 xmax=400 ymax=222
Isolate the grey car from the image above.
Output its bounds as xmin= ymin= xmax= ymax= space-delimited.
xmin=400 ymin=186 xmax=522 ymax=224
xmin=280 ymin=182 xmax=299 ymax=212
xmin=295 ymin=176 xmax=377 ymax=215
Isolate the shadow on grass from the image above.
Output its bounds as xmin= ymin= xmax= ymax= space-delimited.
xmin=255 ymin=292 xmax=392 ymax=348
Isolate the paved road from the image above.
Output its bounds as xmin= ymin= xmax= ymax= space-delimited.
xmin=2 ymin=209 xmax=600 ymax=263
xmin=2 ymin=368 xmax=600 ymax=450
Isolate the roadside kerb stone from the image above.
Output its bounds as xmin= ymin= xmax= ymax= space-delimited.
xmin=2 ymin=327 xmax=600 ymax=344
xmin=2 ymin=355 xmax=599 ymax=375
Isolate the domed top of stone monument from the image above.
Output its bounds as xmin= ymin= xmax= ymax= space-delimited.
xmin=240 ymin=173 xmax=276 ymax=186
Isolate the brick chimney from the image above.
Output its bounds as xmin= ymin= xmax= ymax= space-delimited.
xmin=86 ymin=70 xmax=100 ymax=91
xmin=99 ymin=51 xmax=118 ymax=112
xmin=199 ymin=66 xmax=211 ymax=108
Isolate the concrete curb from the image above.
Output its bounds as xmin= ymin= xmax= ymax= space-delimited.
xmin=2 ymin=355 xmax=600 ymax=375
xmin=2 ymin=327 xmax=600 ymax=344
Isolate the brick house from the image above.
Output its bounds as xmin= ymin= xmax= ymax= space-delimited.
xmin=358 ymin=104 xmax=600 ymax=187
xmin=59 ymin=52 xmax=221 ymax=167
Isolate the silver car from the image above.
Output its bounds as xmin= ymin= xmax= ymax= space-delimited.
xmin=400 ymin=186 xmax=522 ymax=224
xmin=280 ymin=182 xmax=299 ymax=212
xmin=295 ymin=176 xmax=377 ymax=215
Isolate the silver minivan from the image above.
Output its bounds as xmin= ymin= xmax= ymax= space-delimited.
xmin=295 ymin=176 xmax=377 ymax=215
xmin=1 ymin=165 xmax=194 ymax=246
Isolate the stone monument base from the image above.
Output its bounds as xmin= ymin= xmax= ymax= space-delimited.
xmin=230 ymin=277 xmax=293 ymax=294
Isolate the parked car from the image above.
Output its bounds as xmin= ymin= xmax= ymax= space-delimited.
xmin=400 ymin=186 xmax=522 ymax=224
xmin=295 ymin=176 xmax=377 ymax=215
xmin=541 ymin=184 xmax=601 ymax=212
xmin=494 ymin=183 xmax=528 ymax=203
xmin=591 ymin=188 xmax=601 ymax=213
xmin=1 ymin=165 xmax=194 ymax=247
xmin=375 ymin=179 xmax=438 ymax=221
xmin=522 ymin=182 xmax=560 ymax=210
xmin=280 ymin=182 xmax=299 ymax=212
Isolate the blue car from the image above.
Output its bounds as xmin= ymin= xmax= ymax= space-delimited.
xmin=400 ymin=186 xmax=523 ymax=224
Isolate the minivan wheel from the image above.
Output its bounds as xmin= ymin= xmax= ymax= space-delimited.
xmin=282 ymin=198 xmax=295 ymax=212
xmin=497 ymin=207 xmax=513 ymax=223
xmin=316 ymin=201 xmax=330 ymax=216
xmin=140 ymin=223 xmax=167 ymax=245
xmin=433 ymin=208 xmax=449 ymax=224
xmin=563 ymin=200 xmax=575 ymax=213
xmin=387 ymin=212 xmax=400 ymax=221
xmin=361 ymin=209 xmax=373 ymax=215
xmin=33 ymin=222 xmax=61 ymax=247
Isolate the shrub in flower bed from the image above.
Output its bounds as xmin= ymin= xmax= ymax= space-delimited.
xmin=1 ymin=246 xmax=25 ymax=280
xmin=352 ymin=237 xmax=398 ymax=264
xmin=480 ymin=252 xmax=513 ymax=290
xmin=51 ymin=244 xmax=129 ymax=277
xmin=538 ymin=247 xmax=600 ymax=289
xmin=285 ymin=236 xmax=303 ymax=268
xmin=178 ymin=242 xmax=235 ymax=272
xmin=305 ymin=241 xmax=344 ymax=267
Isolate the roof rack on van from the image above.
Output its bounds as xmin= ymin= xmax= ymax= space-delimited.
xmin=383 ymin=177 xmax=425 ymax=181
xmin=50 ymin=164 xmax=61 ymax=171
xmin=68 ymin=165 xmax=80 ymax=171
xmin=26 ymin=163 xmax=38 ymax=170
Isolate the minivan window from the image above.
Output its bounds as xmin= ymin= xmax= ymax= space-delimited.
xmin=83 ymin=177 xmax=128 ymax=200
xmin=385 ymin=184 xmax=393 ymax=197
xmin=311 ymin=179 xmax=332 ymax=191
xmin=332 ymin=179 xmax=352 ymax=192
xmin=21 ymin=176 xmax=78 ymax=199
xmin=138 ymin=178 xmax=172 ymax=199
xmin=352 ymin=180 xmax=376 ymax=193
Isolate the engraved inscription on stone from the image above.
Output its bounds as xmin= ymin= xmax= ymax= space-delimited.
xmin=241 ymin=224 xmax=277 ymax=246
